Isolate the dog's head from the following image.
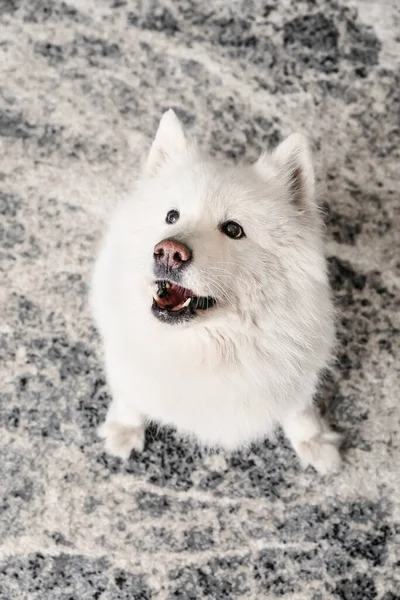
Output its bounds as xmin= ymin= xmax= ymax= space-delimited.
xmin=124 ymin=110 xmax=324 ymax=327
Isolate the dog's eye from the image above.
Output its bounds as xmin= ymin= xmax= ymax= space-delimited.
xmin=220 ymin=221 xmax=245 ymax=239
xmin=166 ymin=209 xmax=180 ymax=224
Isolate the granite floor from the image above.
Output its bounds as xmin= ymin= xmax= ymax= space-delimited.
xmin=1 ymin=1 xmax=399 ymax=598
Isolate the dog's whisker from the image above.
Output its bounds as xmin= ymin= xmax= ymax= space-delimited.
xmin=200 ymin=277 xmax=236 ymax=312
xmin=207 ymin=267 xmax=259 ymax=290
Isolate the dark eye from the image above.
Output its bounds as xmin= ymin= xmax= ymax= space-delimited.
xmin=220 ymin=220 xmax=245 ymax=239
xmin=166 ymin=209 xmax=180 ymax=224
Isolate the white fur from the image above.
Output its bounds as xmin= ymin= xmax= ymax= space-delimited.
xmin=91 ymin=110 xmax=341 ymax=474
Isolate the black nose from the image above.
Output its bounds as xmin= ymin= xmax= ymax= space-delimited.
xmin=153 ymin=239 xmax=192 ymax=269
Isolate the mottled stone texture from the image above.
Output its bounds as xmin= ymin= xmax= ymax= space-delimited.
xmin=0 ymin=0 xmax=399 ymax=598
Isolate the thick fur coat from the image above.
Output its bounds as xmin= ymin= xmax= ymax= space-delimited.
xmin=91 ymin=110 xmax=341 ymax=474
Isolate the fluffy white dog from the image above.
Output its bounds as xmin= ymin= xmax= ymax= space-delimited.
xmin=91 ymin=109 xmax=341 ymax=474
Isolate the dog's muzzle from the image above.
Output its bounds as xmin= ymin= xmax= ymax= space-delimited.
xmin=152 ymin=280 xmax=216 ymax=324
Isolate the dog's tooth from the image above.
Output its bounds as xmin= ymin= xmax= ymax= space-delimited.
xmin=166 ymin=282 xmax=171 ymax=289
xmin=182 ymin=298 xmax=191 ymax=308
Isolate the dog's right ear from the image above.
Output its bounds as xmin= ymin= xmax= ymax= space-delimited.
xmin=145 ymin=109 xmax=188 ymax=175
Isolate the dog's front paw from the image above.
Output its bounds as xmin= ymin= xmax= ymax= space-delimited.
xmin=298 ymin=431 xmax=342 ymax=475
xmin=98 ymin=421 xmax=145 ymax=459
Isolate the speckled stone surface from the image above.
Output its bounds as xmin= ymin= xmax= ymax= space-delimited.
xmin=1 ymin=1 xmax=399 ymax=598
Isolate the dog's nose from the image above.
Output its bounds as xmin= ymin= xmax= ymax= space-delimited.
xmin=153 ymin=239 xmax=192 ymax=269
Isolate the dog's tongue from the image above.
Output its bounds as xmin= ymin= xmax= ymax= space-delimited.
xmin=156 ymin=283 xmax=194 ymax=310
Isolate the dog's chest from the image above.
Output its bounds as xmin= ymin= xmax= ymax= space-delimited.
xmin=133 ymin=362 xmax=281 ymax=448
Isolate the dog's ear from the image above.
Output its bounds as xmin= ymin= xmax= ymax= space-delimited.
xmin=257 ymin=133 xmax=315 ymax=209
xmin=145 ymin=109 xmax=188 ymax=175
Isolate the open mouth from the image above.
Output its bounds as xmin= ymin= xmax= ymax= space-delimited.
xmin=152 ymin=280 xmax=216 ymax=323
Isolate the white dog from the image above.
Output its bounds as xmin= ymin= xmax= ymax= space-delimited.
xmin=91 ymin=109 xmax=341 ymax=474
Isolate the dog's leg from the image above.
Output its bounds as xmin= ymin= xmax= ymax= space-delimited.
xmin=98 ymin=404 xmax=145 ymax=459
xmin=282 ymin=404 xmax=342 ymax=475
xmin=98 ymin=347 xmax=145 ymax=459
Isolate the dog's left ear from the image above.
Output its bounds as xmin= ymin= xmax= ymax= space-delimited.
xmin=145 ymin=109 xmax=188 ymax=175
xmin=257 ymin=133 xmax=315 ymax=209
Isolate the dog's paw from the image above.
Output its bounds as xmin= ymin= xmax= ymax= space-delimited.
xmin=98 ymin=421 xmax=145 ymax=459
xmin=298 ymin=431 xmax=342 ymax=475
